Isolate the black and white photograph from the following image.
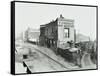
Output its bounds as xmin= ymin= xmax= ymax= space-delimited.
xmin=11 ymin=1 xmax=98 ymax=75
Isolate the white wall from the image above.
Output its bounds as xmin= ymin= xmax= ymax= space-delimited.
xmin=58 ymin=26 xmax=74 ymax=42
xmin=0 ymin=0 xmax=99 ymax=76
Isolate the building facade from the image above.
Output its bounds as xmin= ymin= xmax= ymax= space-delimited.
xmin=25 ymin=28 xmax=40 ymax=44
xmin=39 ymin=15 xmax=75 ymax=51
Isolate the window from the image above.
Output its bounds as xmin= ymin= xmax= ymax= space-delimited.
xmin=64 ymin=28 xmax=69 ymax=38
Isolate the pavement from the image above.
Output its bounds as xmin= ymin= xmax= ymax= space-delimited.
xmin=81 ymin=52 xmax=96 ymax=69
xmin=15 ymin=42 xmax=97 ymax=73
xmin=15 ymin=62 xmax=27 ymax=74
xmin=22 ymin=43 xmax=81 ymax=70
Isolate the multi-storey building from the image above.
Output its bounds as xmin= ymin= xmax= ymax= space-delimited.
xmin=25 ymin=28 xmax=40 ymax=44
xmin=39 ymin=15 xmax=75 ymax=52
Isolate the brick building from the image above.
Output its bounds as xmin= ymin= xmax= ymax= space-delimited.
xmin=39 ymin=15 xmax=75 ymax=51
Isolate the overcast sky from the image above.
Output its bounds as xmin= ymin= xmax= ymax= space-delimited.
xmin=15 ymin=2 xmax=97 ymax=40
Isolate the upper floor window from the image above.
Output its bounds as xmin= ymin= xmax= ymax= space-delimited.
xmin=64 ymin=28 xmax=69 ymax=38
